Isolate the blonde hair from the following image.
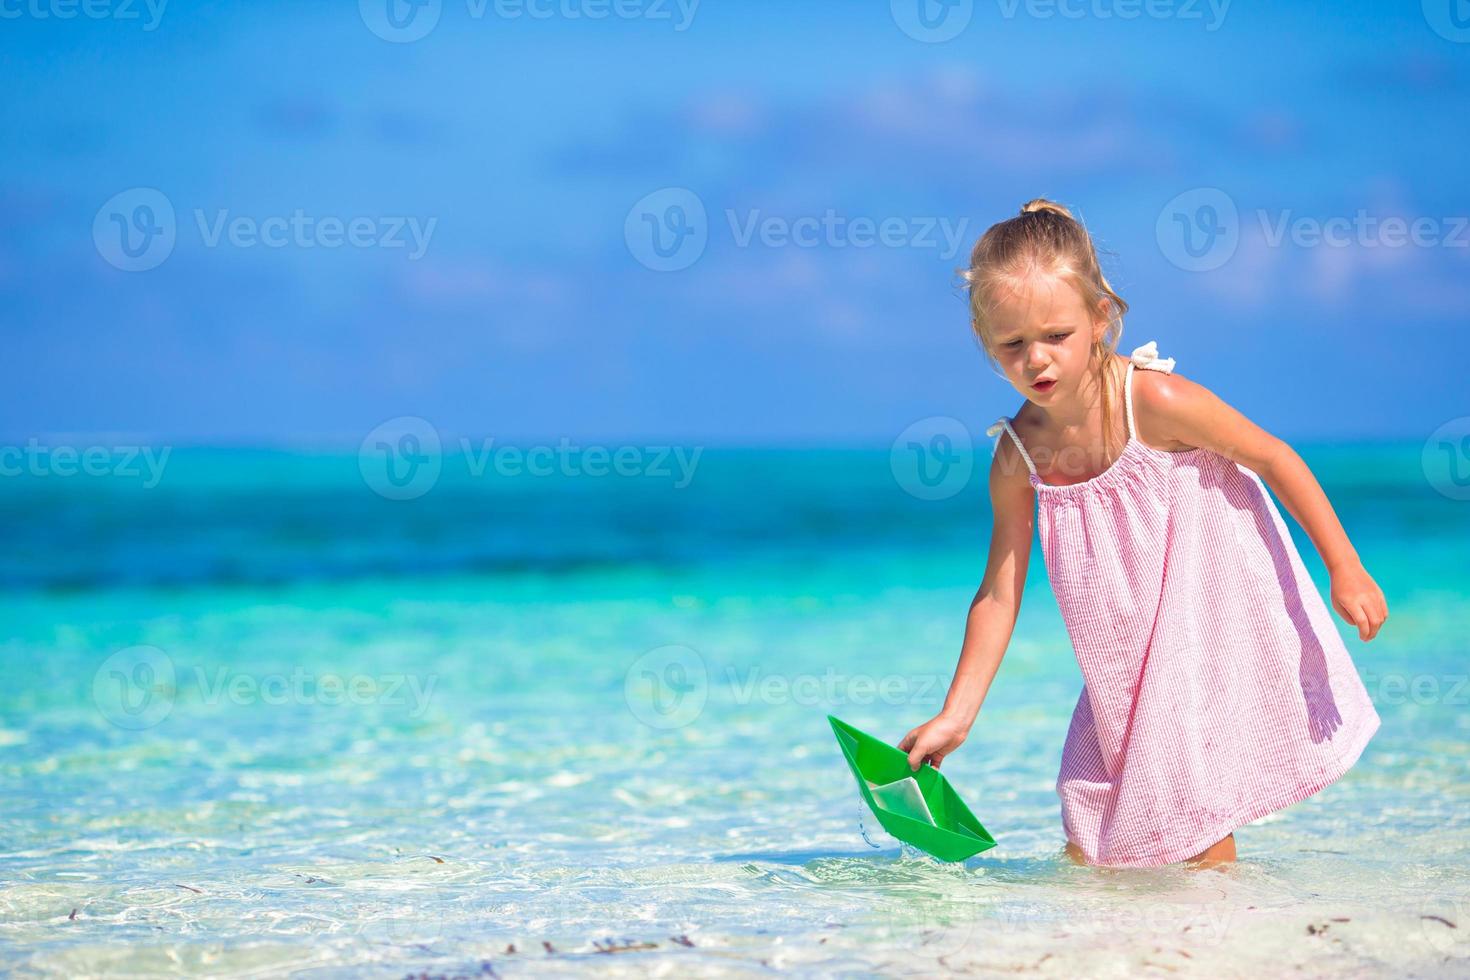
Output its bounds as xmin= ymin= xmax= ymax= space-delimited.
xmin=961 ymin=198 xmax=1131 ymax=457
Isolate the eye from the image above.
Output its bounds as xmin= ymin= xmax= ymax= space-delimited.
xmin=1049 ymin=332 xmax=1071 ymax=341
xmin=1002 ymin=339 xmax=1022 ymax=349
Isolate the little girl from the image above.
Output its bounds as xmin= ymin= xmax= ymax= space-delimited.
xmin=899 ymin=199 xmax=1388 ymax=870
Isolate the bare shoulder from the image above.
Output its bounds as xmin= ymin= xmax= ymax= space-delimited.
xmin=1132 ymin=366 xmax=1229 ymax=415
xmin=1131 ymin=368 xmax=1214 ymax=451
xmin=1130 ymin=362 xmax=1284 ymax=465
xmin=988 ymin=417 xmax=1035 ymax=494
xmin=1010 ymin=399 xmax=1046 ymax=437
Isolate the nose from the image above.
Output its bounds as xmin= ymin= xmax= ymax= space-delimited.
xmin=1025 ymin=345 xmax=1048 ymax=371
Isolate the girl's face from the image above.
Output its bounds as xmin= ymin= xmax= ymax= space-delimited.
xmin=987 ymin=275 xmax=1106 ymax=406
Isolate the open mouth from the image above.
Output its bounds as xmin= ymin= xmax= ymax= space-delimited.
xmin=1031 ymin=378 xmax=1056 ymax=393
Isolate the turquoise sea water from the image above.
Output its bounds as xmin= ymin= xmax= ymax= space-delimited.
xmin=2 ymin=444 xmax=1468 ymax=977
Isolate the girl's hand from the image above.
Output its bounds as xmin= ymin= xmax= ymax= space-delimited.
xmin=898 ymin=713 xmax=969 ymax=772
xmin=1330 ymin=563 xmax=1388 ymax=641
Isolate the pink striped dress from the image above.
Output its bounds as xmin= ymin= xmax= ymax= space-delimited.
xmin=988 ymin=341 xmax=1381 ymax=868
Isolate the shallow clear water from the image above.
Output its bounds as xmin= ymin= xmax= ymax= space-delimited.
xmin=2 ymin=446 xmax=1467 ymax=976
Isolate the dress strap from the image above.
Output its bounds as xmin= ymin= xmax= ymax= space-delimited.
xmin=1125 ymin=340 xmax=1176 ymax=440
xmin=985 ymin=417 xmax=1037 ymax=477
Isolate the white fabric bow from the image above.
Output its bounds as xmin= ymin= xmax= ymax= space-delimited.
xmin=1130 ymin=340 xmax=1176 ymax=373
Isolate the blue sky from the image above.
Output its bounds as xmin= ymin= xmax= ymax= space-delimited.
xmin=2 ymin=0 xmax=1467 ymax=445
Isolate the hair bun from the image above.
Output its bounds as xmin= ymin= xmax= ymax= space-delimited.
xmin=1019 ymin=198 xmax=1074 ymax=220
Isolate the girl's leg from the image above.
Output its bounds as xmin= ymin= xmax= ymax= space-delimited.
xmin=1063 ymin=833 xmax=1236 ymax=868
xmin=1182 ymin=833 xmax=1236 ymax=869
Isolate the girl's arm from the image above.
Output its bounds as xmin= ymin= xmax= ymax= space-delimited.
xmin=900 ymin=433 xmax=1034 ymax=771
xmin=1134 ymin=371 xmax=1389 ymax=641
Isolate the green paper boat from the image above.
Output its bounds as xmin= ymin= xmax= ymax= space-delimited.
xmin=828 ymin=714 xmax=997 ymax=862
